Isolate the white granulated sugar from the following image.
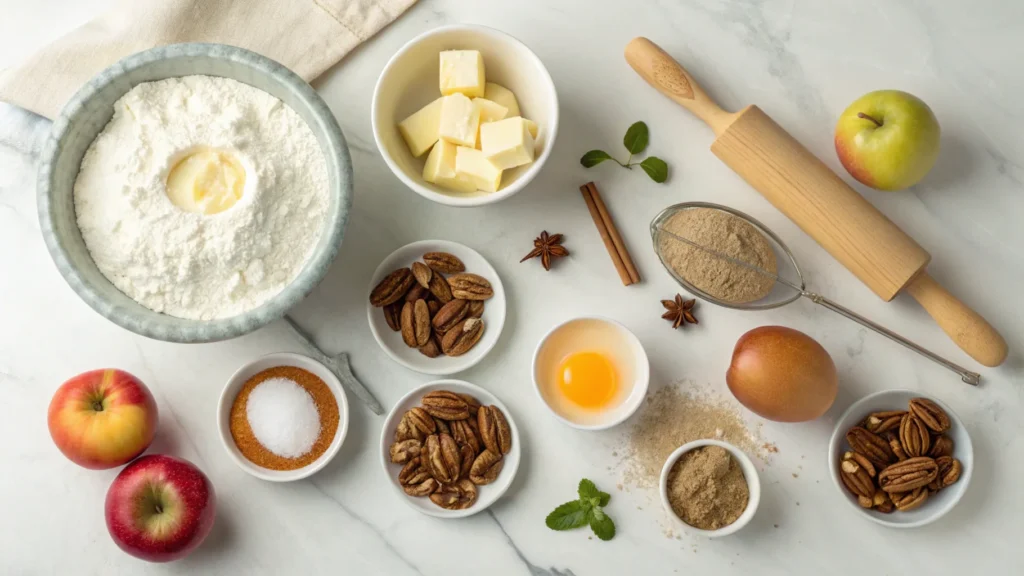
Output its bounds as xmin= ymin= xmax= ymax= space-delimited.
xmin=246 ymin=377 xmax=321 ymax=458
xmin=73 ymin=75 xmax=329 ymax=320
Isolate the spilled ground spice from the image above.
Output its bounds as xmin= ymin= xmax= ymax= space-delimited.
xmin=230 ymin=366 xmax=339 ymax=471
xmin=666 ymin=446 xmax=749 ymax=530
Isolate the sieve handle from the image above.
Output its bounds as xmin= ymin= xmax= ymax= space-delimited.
xmin=803 ymin=292 xmax=981 ymax=386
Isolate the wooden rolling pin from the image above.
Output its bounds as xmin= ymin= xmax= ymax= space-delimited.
xmin=625 ymin=37 xmax=1007 ymax=367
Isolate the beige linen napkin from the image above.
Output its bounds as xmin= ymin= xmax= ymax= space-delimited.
xmin=0 ymin=0 xmax=417 ymax=119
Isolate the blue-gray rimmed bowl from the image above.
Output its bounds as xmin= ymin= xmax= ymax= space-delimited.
xmin=37 ymin=44 xmax=352 ymax=343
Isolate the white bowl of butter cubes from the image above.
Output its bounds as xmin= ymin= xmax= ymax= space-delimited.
xmin=372 ymin=24 xmax=559 ymax=207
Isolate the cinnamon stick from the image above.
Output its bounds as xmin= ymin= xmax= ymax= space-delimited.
xmin=586 ymin=182 xmax=641 ymax=285
xmin=580 ymin=182 xmax=633 ymax=286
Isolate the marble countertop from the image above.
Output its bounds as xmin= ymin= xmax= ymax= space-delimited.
xmin=2 ymin=1 xmax=1022 ymax=574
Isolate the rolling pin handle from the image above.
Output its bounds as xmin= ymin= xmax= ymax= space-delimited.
xmin=905 ymin=272 xmax=1008 ymax=367
xmin=624 ymin=37 xmax=736 ymax=135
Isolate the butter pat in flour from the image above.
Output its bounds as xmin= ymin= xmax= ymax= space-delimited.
xmin=440 ymin=51 xmax=485 ymax=98
xmin=398 ymin=97 xmax=443 ymax=157
xmin=484 ymin=83 xmax=520 ymax=117
xmin=423 ymin=141 xmax=476 ymax=193
xmin=455 ymin=147 xmax=502 ymax=193
xmin=165 ymin=147 xmax=246 ymax=215
xmin=439 ymin=93 xmax=480 ymax=148
xmin=480 ymin=117 xmax=535 ymax=170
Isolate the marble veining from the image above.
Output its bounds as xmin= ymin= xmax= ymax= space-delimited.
xmin=1 ymin=0 xmax=1022 ymax=574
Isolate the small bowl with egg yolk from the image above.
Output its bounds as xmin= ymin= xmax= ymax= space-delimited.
xmin=531 ymin=316 xmax=650 ymax=430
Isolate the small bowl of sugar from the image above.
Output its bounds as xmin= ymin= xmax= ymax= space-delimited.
xmin=218 ymin=352 xmax=349 ymax=481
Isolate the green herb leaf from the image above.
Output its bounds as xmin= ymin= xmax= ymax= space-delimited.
xmin=639 ymin=156 xmax=669 ymax=183
xmin=578 ymin=479 xmax=600 ymax=500
xmin=580 ymin=150 xmax=613 ymax=168
xmin=589 ymin=508 xmax=616 ymax=541
xmin=545 ymin=501 xmax=590 ymax=531
xmin=598 ymin=491 xmax=611 ymax=507
xmin=622 ymin=121 xmax=649 ymax=155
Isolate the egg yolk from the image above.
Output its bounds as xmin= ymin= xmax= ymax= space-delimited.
xmin=557 ymin=352 xmax=618 ymax=408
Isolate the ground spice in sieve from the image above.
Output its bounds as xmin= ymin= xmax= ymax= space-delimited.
xmin=657 ymin=207 xmax=777 ymax=304
xmin=230 ymin=366 xmax=339 ymax=471
xmin=666 ymin=445 xmax=749 ymax=530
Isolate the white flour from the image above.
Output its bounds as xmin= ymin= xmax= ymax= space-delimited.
xmin=74 ymin=76 xmax=329 ymax=320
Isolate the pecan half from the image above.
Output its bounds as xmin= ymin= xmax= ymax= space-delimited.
xmin=389 ymin=439 xmax=421 ymax=464
xmin=873 ymin=491 xmax=894 ymax=514
xmin=423 ymin=252 xmax=465 ymax=274
xmin=458 ymin=393 xmax=482 ymax=414
xmin=864 ymin=410 xmax=906 ymax=435
xmin=909 ymin=398 xmax=951 ymax=433
xmin=398 ymin=457 xmax=432 ymax=486
xmin=383 ymin=302 xmax=402 ymax=332
xmin=478 ymin=405 xmax=513 ymax=455
xmin=370 ymin=268 xmax=414 ymax=307
xmin=936 ymin=456 xmax=962 ymax=488
xmin=428 ymin=274 xmax=453 ymax=304
xmin=404 ymin=283 xmax=429 ymax=303
xmin=878 ymin=457 xmax=938 ymax=493
xmin=427 ymin=299 xmax=441 ymax=316
xmin=467 ymin=300 xmax=485 ymax=319
xmin=421 ymin=390 xmax=471 ymax=420
xmin=433 ymin=417 xmax=451 ymax=436
xmin=843 ymin=451 xmax=877 ymax=477
xmin=418 ymin=334 xmax=442 ymax=358
xmin=892 ymin=487 xmax=928 ymax=511
xmin=458 ymin=443 xmax=475 ymax=480
xmin=429 ymin=478 xmax=478 ymax=510
xmin=425 ymin=433 xmax=461 ymax=484
xmin=395 ymin=414 xmax=420 ymax=442
xmin=400 ymin=302 xmax=417 ymax=348
xmin=929 ymin=435 xmax=954 ymax=459
xmin=412 ymin=261 xmax=433 ymax=289
xmin=899 ymin=413 xmax=931 ymax=458
xmin=886 ymin=432 xmax=908 ymax=461
xmin=840 ymin=454 xmax=876 ymax=500
xmin=405 ymin=407 xmax=436 ymax=437
xmin=448 ymin=273 xmax=494 ymax=300
xmin=403 ymin=477 xmax=439 ymax=497
xmin=470 ymin=450 xmax=504 ymax=485
xmin=450 ymin=419 xmax=481 ymax=454
xmin=433 ymin=299 xmax=470 ymax=334
xmin=846 ymin=427 xmax=894 ymax=468
xmin=413 ymin=299 xmax=431 ymax=346
xmin=441 ymin=318 xmax=484 ymax=356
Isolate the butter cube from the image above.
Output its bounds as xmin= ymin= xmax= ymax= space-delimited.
xmin=438 ymin=93 xmax=481 ymax=148
xmin=523 ymin=118 xmax=538 ymax=139
xmin=397 ymin=97 xmax=444 ymax=157
xmin=455 ymin=146 xmax=502 ymax=193
xmin=484 ymin=83 xmax=520 ymax=117
xmin=472 ymin=98 xmax=509 ymax=149
xmin=480 ymin=117 xmax=535 ymax=170
xmin=423 ymin=141 xmax=477 ymax=193
xmin=440 ymin=51 xmax=485 ymax=98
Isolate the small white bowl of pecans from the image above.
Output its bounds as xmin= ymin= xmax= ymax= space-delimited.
xmin=379 ymin=379 xmax=521 ymax=518
xmin=828 ymin=389 xmax=973 ymax=528
xmin=367 ymin=240 xmax=506 ymax=375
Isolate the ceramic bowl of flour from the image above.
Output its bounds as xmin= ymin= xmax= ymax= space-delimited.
xmin=37 ymin=43 xmax=352 ymax=342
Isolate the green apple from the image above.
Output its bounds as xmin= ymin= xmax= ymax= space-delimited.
xmin=834 ymin=90 xmax=940 ymax=191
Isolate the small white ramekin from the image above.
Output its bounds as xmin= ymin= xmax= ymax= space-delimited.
xmin=217 ymin=352 xmax=349 ymax=482
xmin=659 ymin=439 xmax=761 ymax=538
xmin=531 ymin=316 xmax=649 ymax=431
xmin=371 ymin=24 xmax=559 ymax=207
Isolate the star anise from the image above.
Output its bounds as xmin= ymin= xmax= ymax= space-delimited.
xmin=520 ymin=231 xmax=569 ymax=271
xmin=661 ymin=294 xmax=698 ymax=329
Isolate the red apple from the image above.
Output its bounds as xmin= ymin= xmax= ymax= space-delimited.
xmin=47 ymin=369 xmax=158 ymax=469
xmin=105 ymin=454 xmax=216 ymax=562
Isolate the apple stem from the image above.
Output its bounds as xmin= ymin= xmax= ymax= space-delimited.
xmin=154 ymin=504 xmax=163 ymax=514
xmin=92 ymin=401 xmax=103 ymax=412
xmin=857 ymin=112 xmax=883 ymax=127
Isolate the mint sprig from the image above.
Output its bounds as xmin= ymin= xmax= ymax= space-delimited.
xmin=580 ymin=121 xmax=669 ymax=183
xmin=545 ymin=479 xmax=616 ymax=541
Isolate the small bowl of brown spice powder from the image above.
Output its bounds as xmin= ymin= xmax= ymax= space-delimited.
xmin=659 ymin=439 xmax=760 ymax=538
xmin=218 ymin=352 xmax=348 ymax=481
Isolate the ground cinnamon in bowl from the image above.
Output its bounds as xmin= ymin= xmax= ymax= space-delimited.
xmin=666 ymin=445 xmax=749 ymax=530
xmin=229 ymin=365 xmax=339 ymax=471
